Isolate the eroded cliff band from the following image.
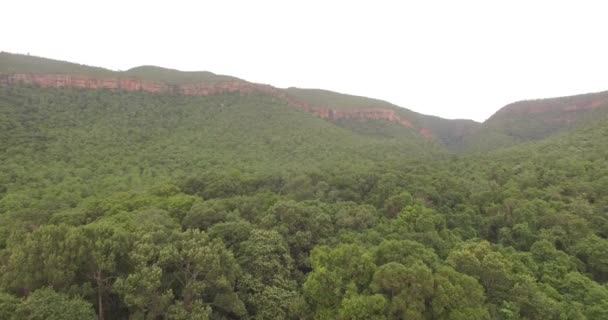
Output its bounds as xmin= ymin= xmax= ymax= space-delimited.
xmin=0 ymin=73 xmax=428 ymax=136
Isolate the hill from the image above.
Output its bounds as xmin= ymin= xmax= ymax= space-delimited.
xmin=0 ymin=51 xmax=238 ymax=84
xmin=457 ymin=90 xmax=608 ymax=151
xmin=1 ymin=52 xmax=608 ymax=319
xmin=0 ymin=84 xmax=444 ymax=213
xmin=4 ymin=52 xmax=608 ymax=153
xmin=284 ymin=87 xmax=482 ymax=144
xmin=0 ymin=52 xmax=481 ymax=146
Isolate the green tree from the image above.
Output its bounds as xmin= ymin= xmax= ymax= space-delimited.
xmin=238 ymin=229 xmax=294 ymax=287
xmin=14 ymin=287 xmax=96 ymax=320
xmin=0 ymin=224 xmax=80 ymax=293
xmin=0 ymin=291 xmax=19 ymax=320
xmin=114 ymin=233 xmax=173 ymax=319
xmin=371 ymin=261 xmax=434 ymax=319
xmin=303 ymin=244 xmax=376 ymax=318
xmin=558 ymin=272 xmax=608 ymax=319
xmin=383 ymin=191 xmax=413 ymax=218
xmin=160 ymin=229 xmax=243 ymax=318
xmin=75 ymin=222 xmax=131 ymax=320
xmin=167 ymin=300 xmax=212 ymax=320
xmin=447 ymin=241 xmax=514 ymax=304
xmin=182 ymin=199 xmax=228 ymax=230
xmin=237 ymin=229 xmax=298 ymax=318
xmin=338 ymin=293 xmax=387 ymax=320
xmin=373 ymin=239 xmax=440 ymax=269
xmin=573 ymin=235 xmax=608 ymax=281
xmin=260 ymin=200 xmax=333 ymax=272
xmin=431 ymin=266 xmax=490 ymax=320
xmin=335 ymin=202 xmax=379 ymax=231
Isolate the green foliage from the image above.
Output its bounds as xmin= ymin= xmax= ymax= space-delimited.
xmin=338 ymin=293 xmax=387 ymax=320
xmin=458 ymin=91 xmax=608 ymax=151
xmin=14 ymin=288 xmax=96 ymax=320
xmin=2 ymin=55 xmax=608 ymax=318
xmin=0 ymin=291 xmax=20 ymax=320
xmin=1 ymin=224 xmax=80 ymax=292
xmin=0 ymin=52 xmax=237 ymax=84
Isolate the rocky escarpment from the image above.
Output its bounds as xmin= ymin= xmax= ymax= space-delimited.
xmin=0 ymin=73 xmax=428 ymax=136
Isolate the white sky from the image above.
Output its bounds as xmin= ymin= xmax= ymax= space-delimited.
xmin=3 ymin=0 xmax=608 ymax=121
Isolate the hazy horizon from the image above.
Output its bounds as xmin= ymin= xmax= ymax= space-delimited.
xmin=3 ymin=0 xmax=608 ymax=121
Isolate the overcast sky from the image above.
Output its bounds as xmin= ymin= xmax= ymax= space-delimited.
xmin=3 ymin=0 xmax=608 ymax=121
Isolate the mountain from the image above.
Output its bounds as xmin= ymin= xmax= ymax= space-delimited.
xmin=6 ymin=52 xmax=608 ymax=154
xmin=0 ymin=52 xmax=479 ymax=147
xmin=284 ymin=87 xmax=481 ymax=144
xmin=0 ymin=52 xmax=450 ymax=214
xmin=456 ymin=91 xmax=608 ymax=151
xmin=1 ymin=52 xmax=608 ymax=320
xmin=0 ymin=52 xmax=237 ymax=84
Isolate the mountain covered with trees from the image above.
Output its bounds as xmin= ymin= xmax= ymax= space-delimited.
xmin=0 ymin=52 xmax=607 ymax=319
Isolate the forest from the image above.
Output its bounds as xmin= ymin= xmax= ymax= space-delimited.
xmin=0 ymin=57 xmax=608 ymax=319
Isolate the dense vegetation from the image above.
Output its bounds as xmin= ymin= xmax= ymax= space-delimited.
xmin=284 ymin=87 xmax=480 ymax=148
xmin=458 ymin=91 xmax=608 ymax=152
xmin=1 ymin=54 xmax=608 ymax=319
xmin=0 ymin=52 xmax=237 ymax=84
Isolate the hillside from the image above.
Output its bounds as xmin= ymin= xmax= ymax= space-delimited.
xmin=0 ymin=52 xmax=480 ymax=146
xmin=1 ymin=52 xmax=608 ymax=319
xmin=0 ymin=52 xmax=238 ymax=84
xmin=0 ymin=85 xmax=444 ymax=213
xmin=4 ymin=51 xmax=608 ymax=153
xmin=285 ymin=87 xmax=483 ymax=144
xmin=457 ymin=91 xmax=608 ymax=151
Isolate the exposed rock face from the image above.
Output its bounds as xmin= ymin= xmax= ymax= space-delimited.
xmin=0 ymin=73 xmax=172 ymax=92
xmin=418 ymin=127 xmax=434 ymax=139
xmin=0 ymin=73 xmax=423 ymax=137
xmin=322 ymin=108 xmax=414 ymax=127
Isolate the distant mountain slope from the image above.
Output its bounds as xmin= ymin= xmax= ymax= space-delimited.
xmin=3 ymin=54 xmax=608 ymax=320
xmin=285 ymin=87 xmax=398 ymax=110
xmin=0 ymin=52 xmax=237 ymax=84
xmin=0 ymin=53 xmax=461 ymax=214
xmin=458 ymin=91 xmax=608 ymax=151
xmin=0 ymin=85 xmax=446 ymax=212
xmin=0 ymin=52 xmax=475 ymax=145
xmin=409 ymin=115 xmax=479 ymax=148
xmin=123 ymin=66 xmax=241 ymax=84
xmin=284 ymin=87 xmax=481 ymax=144
xmin=0 ymin=51 xmax=116 ymax=77
xmin=3 ymin=51 xmax=608 ymax=153
xmin=488 ymin=90 xmax=608 ymax=138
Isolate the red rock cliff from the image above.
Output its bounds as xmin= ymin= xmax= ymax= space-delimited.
xmin=0 ymin=73 xmax=424 ymax=135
